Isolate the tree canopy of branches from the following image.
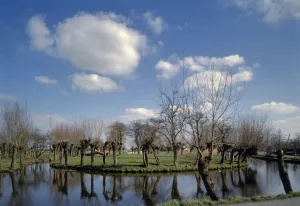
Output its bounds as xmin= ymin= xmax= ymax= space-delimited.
xmin=106 ymin=121 xmax=126 ymax=167
xmin=0 ymin=101 xmax=33 ymax=169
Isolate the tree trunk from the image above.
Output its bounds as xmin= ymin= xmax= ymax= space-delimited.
xmin=198 ymin=156 xmax=219 ymax=201
xmin=103 ymin=148 xmax=106 ymax=166
xmin=238 ymin=152 xmax=242 ymax=168
xmin=19 ymin=147 xmax=23 ymax=168
xmin=153 ymin=151 xmax=160 ymax=165
xmin=59 ymin=147 xmax=63 ymax=164
xmin=113 ymin=145 xmax=117 ymax=167
xmin=220 ymin=149 xmax=225 ymax=164
xmin=137 ymin=147 xmax=141 ymax=155
xmin=2 ymin=143 xmax=6 ymax=158
xmin=80 ymin=147 xmax=85 ymax=166
xmin=230 ymin=151 xmax=234 ymax=164
xmin=69 ymin=144 xmax=74 ymax=157
xmin=144 ymin=151 xmax=149 ymax=167
xmin=8 ymin=144 xmax=12 ymax=158
xmin=53 ymin=146 xmax=57 ymax=161
xmin=10 ymin=145 xmax=17 ymax=170
xmin=277 ymin=150 xmax=293 ymax=193
xmin=63 ymin=147 xmax=68 ymax=166
xmin=90 ymin=145 xmax=95 ymax=166
xmin=173 ymin=147 xmax=178 ymax=166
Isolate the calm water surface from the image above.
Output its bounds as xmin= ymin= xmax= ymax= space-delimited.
xmin=0 ymin=159 xmax=300 ymax=206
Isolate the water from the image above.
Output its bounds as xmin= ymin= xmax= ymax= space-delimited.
xmin=0 ymin=159 xmax=300 ymax=206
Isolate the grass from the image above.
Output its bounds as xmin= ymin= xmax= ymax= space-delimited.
xmin=51 ymin=152 xmax=247 ymax=173
xmin=156 ymin=191 xmax=300 ymax=206
xmin=0 ymin=152 xmax=50 ymax=173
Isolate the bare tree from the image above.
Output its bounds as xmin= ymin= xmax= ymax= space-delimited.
xmin=127 ymin=120 xmax=145 ymax=155
xmin=31 ymin=129 xmax=49 ymax=159
xmin=0 ymin=101 xmax=32 ymax=169
xmin=106 ymin=121 xmax=126 ymax=167
xmin=184 ymin=66 xmax=244 ymax=201
xmin=158 ymin=88 xmax=188 ymax=166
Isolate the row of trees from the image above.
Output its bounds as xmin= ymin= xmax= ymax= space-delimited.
xmin=0 ymin=102 xmax=48 ymax=170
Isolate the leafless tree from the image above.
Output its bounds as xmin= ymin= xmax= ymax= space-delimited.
xmin=127 ymin=120 xmax=145 ymax=155
xmin=157 ymin=87 xmax=188 ymax=166
xmin=106 ymin=121 xmax=126 ymax=166
xmin=31 ymin=129 xmax=49 ymax=159
xmin=183 ymin=66 xmax=244 ymax=201
xmin=0 ymin=101 xmax=32 ymax=169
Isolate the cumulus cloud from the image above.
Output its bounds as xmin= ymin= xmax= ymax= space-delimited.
xmin=182 ymin=54 xmax=245 ymax=71
xmin=155 ymin=60 xmax=180 ymax=79
xmin=143 ymin=11 xmax=166 ymax=34
xmin=252 ymin=102 xmax=299 ymax=114
xmin=155 ymin=54 xmax=246 ymax=78
xmin=232 ymin=70 xmax=253 ymax=83
xmin=71 ymin=73 xmax=120 ymax=93
xmin=229 ymin=0 xmax=300 ymax=23
xmin=184 ymin=69 xmax=253 ymax=89
xmin=119 ymin=108 xmax=158 ymax=122
xmin=27 ymin=15 xmax=54 ymax=54
xmin=0 ymin=93 xmax=17 ymax=101
xmin=27 ymin=12 xmax=147 ymax=76
xmin=32 ymin=113 xmax=70 ymax=132
xmin=35 ymin=75 xmax=57 ymax=84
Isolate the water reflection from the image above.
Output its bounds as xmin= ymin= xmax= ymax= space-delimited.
xmin=0 ymin=160 xmax=300 ymax=206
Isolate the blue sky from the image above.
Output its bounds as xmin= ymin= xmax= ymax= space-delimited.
xmin=0 ymin=0 xmax=300 ymax=135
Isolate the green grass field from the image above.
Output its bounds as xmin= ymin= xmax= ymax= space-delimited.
xmin=0 ymin=153 xmax=50 ymax=172
xmin=51 ymin=152 xmax=246 ymax=173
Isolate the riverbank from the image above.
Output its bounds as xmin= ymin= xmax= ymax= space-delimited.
xmin=50 ymin=154 xmax=247 ymax=173
xmin=0 ymin=155 xmax=49 ymax=173
xmin=251 ymin=155 xmax=300 ymax=164
xmin=157 ymin=192 xmax=300 ymax=206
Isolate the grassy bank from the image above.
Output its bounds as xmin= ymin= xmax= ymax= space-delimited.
xmin=0 ymin=153 xmax=50 ymax=173
xmin=50 ymin=153 xmax=247 ymax=173
xmin=156 ymin=191 xmax=300 ymax=206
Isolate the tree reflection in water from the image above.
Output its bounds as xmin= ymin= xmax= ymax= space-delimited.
xmin=171 ymin=175 xmax=181 ymax=200
xmin=220 ymin=171 xmax=230 ymax=198
xmin=151 ymin=176 xmax=161 ymax=196
xmin=102 ymin=175 xmax=122 ymax=203
xmin=2 ymin=160 xmax=300 ymax=206
xmin=194 ymin=174 xmax=205 ymax=198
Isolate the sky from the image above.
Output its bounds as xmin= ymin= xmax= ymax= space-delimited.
xmin=0 ymin=0 xmax=300 ymax=136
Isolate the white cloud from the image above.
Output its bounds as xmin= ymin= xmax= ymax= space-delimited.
xmin=252 ymin=101 xmax=299 ymax=114
xmin=155 ymin=54 xmax=246 ymax=78
xmin=0 ymin=93 xmax=17 ymax=101
xmin=32 ymin=114 xmax=70 ymax=132
xmin=182 ymin=54 xmax=245 ymax=71
xmin=27 ymin=15 xmax=54 ymax=54
xmin=35 ymin=75 xmax=57 ymax=84
xmin=184 ymin=69 xmax=253 ymax=89
xmin=27 ymin=12 xmax=147 ymax=76
xmin=229 ymin=0 xmax=300 ymax=23
xmin=71 ymin=73 xmax=119 ymax=93
xmin=155 ymin=60 xmax=180 ymax=79
xmin=143 ymin=11 xmax=166 ymax=34
xmin=232 ymin=70 xmax=253 ymax=83
xmin=274 ymin=116 xmax=300 ymax=135
xmin=119 ymin=108 xmax=158 ymax=122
